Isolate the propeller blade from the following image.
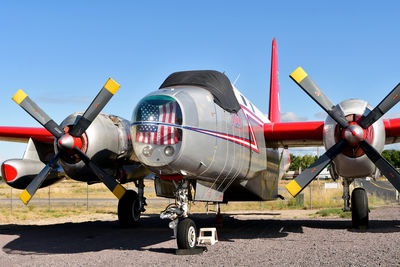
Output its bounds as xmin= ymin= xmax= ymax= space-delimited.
xmin=73 ymin=147 xmax=126 ymax=199
xmin=359 ymin=140 xmax=400 ymax=191
xmin=19 ymin=152 xmax=60 ymax=205
xmin=290 ymin=67 xmax=349 ymax=128
xmin=12 ymin=90 xmax=64 ymax=138
xmin=69 ymin=78 xmax=120 ymax=137
xmin=359 ymin=83 xmax=400 ymax=129
xmin=286 ymin=140 xmax=347 ymax=197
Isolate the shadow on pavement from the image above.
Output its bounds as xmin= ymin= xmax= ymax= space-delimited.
xmin=1 ymin=213 xmax=400 ymax=255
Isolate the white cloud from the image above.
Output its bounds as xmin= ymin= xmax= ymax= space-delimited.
xmin=314 ymin=111 xmax=327 ymax=120
xmin=383 ymin=113 xmax=400 ymax=119
xmin=289 ymin=147 xmax=326 ymax=156
xmin=38 ymin=96 xmax=92 ymax=105
xmin=281 ymin=112 xmax=307 ymax=122
xmin=385 ymin=144 xmax=400 ymax=150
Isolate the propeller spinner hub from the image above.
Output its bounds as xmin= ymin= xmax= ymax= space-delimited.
xmin=342 ymin=123 xmax=366 ymax=146
xmin=58 ymin=134 xmax=82 ymax=151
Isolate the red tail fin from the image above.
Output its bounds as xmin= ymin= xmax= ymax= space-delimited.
xmin=268 ymin=38 xmax=280 ymax=123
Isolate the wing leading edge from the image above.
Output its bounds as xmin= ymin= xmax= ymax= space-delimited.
xmin=264 ymin=118 xmax=400 ymax=148
xmin=1 ymin=118 xmax=400 ymax=146
xmin=0 ymin=126 xmax=54 ymax=143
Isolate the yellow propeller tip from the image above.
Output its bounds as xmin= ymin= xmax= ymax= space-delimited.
xmin=286 ymin=180 xmax=302 ymax=197
xmin=112 ymin=184 xmax=126 ymax=199
xmin=104 ymin=78 xmax=120 ymax=95
xmin=12 ymin=89 xmax=28 ymax=105
xmin=290 ymin=67 xmax=308 ymax=83
xmin=19 ymin=189 xmax=31 ymax=205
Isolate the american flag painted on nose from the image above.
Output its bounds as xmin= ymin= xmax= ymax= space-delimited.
xmin=136 ymin=102 xmax=179 ymax=145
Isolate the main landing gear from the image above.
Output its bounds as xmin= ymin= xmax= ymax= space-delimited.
xmin=118 ymin=179 xmax=147 ymax=227
xmin=342 ymin=179 xmax=369 ymax=229
xmin=351 ymin=187 xmax=369 ymax=229
xmin=160 ymin=180 xmax=198 ymax=249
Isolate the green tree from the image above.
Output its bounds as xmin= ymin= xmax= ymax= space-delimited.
xmin=289 ymin=154 xmax=300 ymax=171
xmin=382 ymin=149 xmax=400 ymax=168
xmin=289 ymin=154 xmax=318 ymax=171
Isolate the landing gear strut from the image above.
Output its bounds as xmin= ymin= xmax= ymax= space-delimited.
xmin=342 ymin=179 xmax=351 ymax=212
xmin=351 ymin=187 xmax=369 ymax=229
xmin=160 ymin=180 xmax=198 ymax=249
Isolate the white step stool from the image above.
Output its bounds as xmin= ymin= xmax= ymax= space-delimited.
xmin=197 ymin=227 xmax=218 ymax=245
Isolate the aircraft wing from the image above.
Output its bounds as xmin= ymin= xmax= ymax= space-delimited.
xmin=264 ymin=118 xmax=400 ymax=148
xmin=0 ymin=126 xmax=54 ymax=143
xmin=1 ymin=117 xmax=400 ymax=147
xmin=383 ymin=118 xmax=400 ymax=144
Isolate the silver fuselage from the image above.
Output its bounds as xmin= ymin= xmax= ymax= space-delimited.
xmin=132 ymin=86 xmax=281 ymax=201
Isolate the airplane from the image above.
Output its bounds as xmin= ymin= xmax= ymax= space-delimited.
xmin=2 ymin=38 xmax=400 ymax=250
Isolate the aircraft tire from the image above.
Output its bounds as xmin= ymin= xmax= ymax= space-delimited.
xmin=351 ymin=187 xmax=368 ymax=229
xmin=118 ymin=190 xmax=141 ymax=228
xmin=177 ymin=218 xmax=197 ymax=249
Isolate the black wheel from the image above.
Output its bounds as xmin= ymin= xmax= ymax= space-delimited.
xmin=177 ymin=218 xmax=197 ymax=249
xmin=351 ymin=187 xmax=369 ymax=229
xmin=118 ymin=190 xmax=141 ymax=228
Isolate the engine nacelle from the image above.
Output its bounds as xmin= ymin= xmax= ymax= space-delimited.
xmin=57 ymin=112 xmax=134 ymax=182
xmin=323 ymin=99 xmax=385 ymax=178
xmin=1 ymin=159 xmax=65 ymax=189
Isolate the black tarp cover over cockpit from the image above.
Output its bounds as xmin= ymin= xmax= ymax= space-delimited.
xmin=159 ymin=70 xmax=241 ymax=113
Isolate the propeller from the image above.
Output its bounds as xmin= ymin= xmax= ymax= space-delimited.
xmin=12 ymin=90 xmax=65 ymax=138
xmin=13 ymin=78 xmax=127 ymax=204
xmin=69 ymin=79 xmax=120 ymax=137
xmin=359 ymin=83 xmax=400 ymax=129
xmin=286 ymin=67 xmax=400 ymax=197
xmin=19 ymin=152 xmax=60 ymax=205
xmin=289 ymin=67 xmax=349 ymax=129
xmin=286 ymin=140 xmax=347 ymax=197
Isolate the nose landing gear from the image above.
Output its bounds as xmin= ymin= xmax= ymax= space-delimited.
xmin=160 ymin=180 xmax=199 ymax=249
xmin=177 ymin=218 xmax=198 ymax=249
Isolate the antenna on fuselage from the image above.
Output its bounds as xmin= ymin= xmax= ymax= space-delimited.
xmin=233 ymin=73 xmax=241 ymax=86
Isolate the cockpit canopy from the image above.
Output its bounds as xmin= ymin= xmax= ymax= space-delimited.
xmin=159 ymin=70 xmax=240 ymax=113
xmin=133 ymin=95 xmax=182 ymax=145
xmin=132 ymin=95 xmax=183 ymax=168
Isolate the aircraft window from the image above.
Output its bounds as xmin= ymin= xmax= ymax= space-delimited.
xmin=240 ymin=95 xmax=247 ymax=106
xmin=134 ymin=95 xmax=182 ymax=125
xmin=250 ymin=102 xmax=255 ymax=113
xmin=133 ymin=95 xmax=183 ymax=144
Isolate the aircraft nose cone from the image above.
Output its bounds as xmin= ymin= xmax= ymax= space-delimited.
xmin=342 ymin=124 xmax=365 ymax=146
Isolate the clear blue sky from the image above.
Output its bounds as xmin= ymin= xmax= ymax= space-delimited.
xmin=1 ymin=1 xmax=400 ymax=160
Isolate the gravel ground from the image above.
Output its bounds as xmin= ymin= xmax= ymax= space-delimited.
xmin=1 ymin=206 xmax=400 ymax=266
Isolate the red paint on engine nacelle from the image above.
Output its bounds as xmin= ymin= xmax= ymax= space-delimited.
xmin=1 ymin=164 xmax=17 ymax=182
xmin=160 ymin=174 xmax=184 ymax=181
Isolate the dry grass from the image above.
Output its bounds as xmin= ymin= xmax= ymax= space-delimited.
xmin=0 ymin=205 xmax=116 ymax=224
xmin=0 ymin=178 xmax=395 ymax=223
xmin=0 ymin=179 xmax=158 ymax=199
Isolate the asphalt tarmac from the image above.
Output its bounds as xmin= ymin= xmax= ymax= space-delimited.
xmin=1 ymin=206 xmax=400 ymax=266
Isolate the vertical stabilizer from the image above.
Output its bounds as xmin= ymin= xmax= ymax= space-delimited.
xmin=268 ymin=38 xmax=280 ymax=123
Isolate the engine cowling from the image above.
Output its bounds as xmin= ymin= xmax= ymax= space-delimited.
xmin=323 ymin=99 xmax=385 ymax=178
xmin=286 ymin=66 xmax=400 ymax=198
xmin=57 ymin=112 xmax=134 ymax=182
